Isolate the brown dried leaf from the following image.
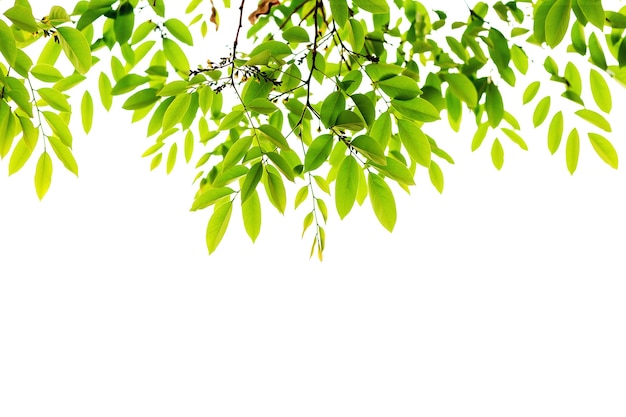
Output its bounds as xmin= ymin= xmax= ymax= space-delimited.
xmin=210 ymin=0 xmax=219 ymax=30
xmin=248 ymin=0 xmax=280 ymax=24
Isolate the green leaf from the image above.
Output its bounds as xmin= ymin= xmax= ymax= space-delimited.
xmin=392 ymin=98 xmax=440 ymax=122
xmin=114 ymin=1 xmax=134 ymax=44
xmin=0 ymin=19 xmax=17 ymax=66
xmin=223 ymin=136 xmax=253 ymax=170
xmin=547 ymin=111 xmax=564 ymax=154
xmin=376 ymin=156 xmax=416 ymax=184
xmin=350 ymin=135 xmax=386 ymax=165
xmin=575 ymin=109 xmax=611 ymax=132
xmin=353 ymin=0 xmax=389 ymax=14
xmin=43 ymin=112 xmax=72 ymax=147
xmin=564 ymin=62 xmax=582 ymax=95
xmin=368 ymin=173 xmax=396 ymax=232
xmin=99 ymin=72 xmax=113 ymax=111
xmin=580 ymin=0 xmax=604 ymax=29
xmin=132 ymin=20 xmax=157 ymax=45
xmin=588 ymin=133 xmax=618 ymax=169
xmin=164 ymin=18 xmax=193 ymax=45
xmin=491 ymin=139 xmax=504 ymax=170
xmin=486 ymin=83 xmax=504 ymax=127
xmin=335 ymin=156 xmax=359 ymax=219
xmin=501 ymin=128 xmax=528 ymax=150
xmin=122 ymin=88 xmax=159 ymax=110
xmin=304 ymin=134 xmax=333 ymax=172
xmin=533 ymin=96 xmax=551 ymax=127
xmin=34 ymin=151 xmax=53 ymax=200
xmin=206 ymin=202 xmax=233 ymax=254
xmin=378 ymin=75 xmax=422 ymax=101
xmin=589 ymin=69 xmax=612 ymax=113
xmin=247 ymin=98 xmax=278 ymax=114
xmin=428 ymin=160 xmax=444 ymax=193
xmin=510 ymin=45 xmax=528 ymax=74
xmin=166 ymin=143 xmax=177 ymax=174
xmin=571 ymin=21 xmax=586 ymax=55
xmin=191 ymin=187 xmax=234 ymax=211
xmin=184 ymin=130 xmax=194 ymax=163
xmin=242 ymin=190 xmax=262 ymax=242
xmin=265 ymin=168 xmax=287 ymax=214
xmin=48 ymin=136 xmax=78 ymax=176
xmin=588 ymin=32 xmax=607 ymax=69
xmin=545 ymin=0 xmax=571 ymax=48
xmin=241 ymin=162 xmax=263 ymax=204
xmin=320 ymin=91 xmax=345 ymax=128
xmin=351 ymin=94 xmax=376 ymax=127
xmin=267 ymin=152 xmax=295 ymax=181
xmin=398 ymin=119 xmax=431 ymax=167
xmin=38 ymin=88 xmax=71 ymax=112
xmin=56 ymin=27 xmax=92 ymax=74
xmin=334 ymin=110 xmax=365 ymax=131
xmin=249 ymin=41 xmax=292 ymax=60
xmin=81 ymin=91 xmax=94 ymax=134
xmin=330 ymin=0 xmax=349 ymax=26
xmin=163 ymin=94 xmax=192 ymax=130
xmin=111 ymin=74 xmax=150 ymax=95
xmin=445 ymin=73 xmax=477 ymax=107
xmin=4 ymin=5 xmax=39 ymax=32
xmin=523 ymin=81 xmax=540 ymax=104
xmin=219 ymin=109 xmax=244 ymax=131
xmin=8 ymin=139 xmax=35 ymax=176
xmin=282 ymin=26 xmax=309 ymax=43
xmin=566 ymin=128 xmax=579 ymax=174
xmin=258 ymin=124 xmax=290 ymax=150
xmin=163 ymin=38 xmax=190 ymax=74
xmin=30 ymin=64 xmax=64 ymax=83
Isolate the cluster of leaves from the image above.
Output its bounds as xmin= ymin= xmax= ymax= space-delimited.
xmin=0 ymin=0 xmax=623 ymax=257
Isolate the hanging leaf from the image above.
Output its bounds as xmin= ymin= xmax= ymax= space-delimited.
xmin=589 ymin=70 xmax=612 ymax=113
xmin=81 ymin=91 xmax=94 ymax=134
xmin=566 ymin=128 xmax=580 ymax=174
xmin=575 ymin=109 xmax=611 ymax=132
xmin=547 ymin=111 xmax=564 ymax=154
xmin=368 ymin=173 xmax=396 ymax=232
xmin=48 ymin=136 xmax=78 ymax=176
xmin=34 ymin=152 xmax=53 ymax=200
xmin=335 ymin=156 xmax=359 ymax=219
xmin=533 ymin=96 xmax=551 ymax=127
xmin=588 ymin=133 xmax=618 ymax=169
xmin=56 ymin=27 xmax=92 ymax=74
xmin=491 ymin=139 xmax=504 ymax=170
xmin=206 ymin=202 xmax=233 ymax=254
xmin=242 ymin=190 xmax=262 ymax=242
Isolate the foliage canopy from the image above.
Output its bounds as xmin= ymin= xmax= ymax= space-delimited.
xmin=0 ymin=0 xmax=623 ymax=257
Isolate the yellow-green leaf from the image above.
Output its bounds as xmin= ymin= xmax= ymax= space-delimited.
xmin=548 ymin=111 xmax=563 ymax=154
xmin=368 ymin=173 xmax=396 ymax=232
xmin=491 ymin=138 xmax=504 ymax=170
xmin=588 ymin=133 xmax=618 ymax=169
xmin=8 ymin=139 xmax=35 ymax=176
xmin=575 ymin=109 xmax=611 ymax=132
xmin=166 ymin=143 xmax=177 ymax=174
xmin=48 ymin=135 xmax=78 ymax=176
xmin=164 ymin=18 xmax=193 ymax=45
xmin=242 ymin=190 xmax=261 ymax=242
xmin=56 ymin=26 xmax=92 ymax=74
xmin=34 ymin=151 xmax=53 ymax=200
xmin=589 ymin=69 xmax=612 ymax=113
xmin=335 ymin=155 xmax=359 ymax=219
xmin=38 ymin=88 xmax=71 ymax=112
xmin=428 ymin=160 xmax=444 ymax=193
xmin=566 ymin=128 xmax=579 ymax=174
xmin=81 ymin=91 xmax=93 ymax=134
xmin=206 ymin=201 xmax=233 ymax=254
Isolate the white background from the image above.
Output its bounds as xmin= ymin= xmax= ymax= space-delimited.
xmin=1 ymin=1 xmax=626 ymax=416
